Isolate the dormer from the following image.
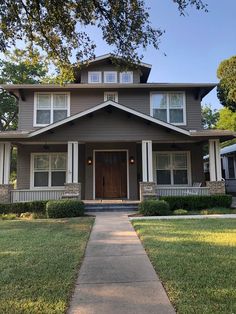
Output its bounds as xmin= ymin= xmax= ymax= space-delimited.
xmin=74 ymin=54 xmax=152 ymax=84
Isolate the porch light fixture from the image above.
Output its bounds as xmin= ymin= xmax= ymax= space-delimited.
xmin=87 ymin=157 xmax=93 ymax=165
xmin=129 ymin=156 xmax=135 ymax=165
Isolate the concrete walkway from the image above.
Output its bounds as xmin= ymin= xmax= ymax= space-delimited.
xmin=68 ymin=212 xmax=175 ymax=314
xmin=129 ymin=214 xmax=236 ymax=220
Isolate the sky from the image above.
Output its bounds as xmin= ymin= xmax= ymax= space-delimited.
xmin=84 ymin=0 xmax=236 ymax=109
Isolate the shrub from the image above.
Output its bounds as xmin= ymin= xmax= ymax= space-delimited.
xmin=0 ymin=213 xmax=17 ymax=220
xmin=0 ymin=201 xmax=47 ymax=215
xmin=139 ymin=199 xmax=170 ymax=216
xmin=46 ymin=200 xmax=85 ymax=218
xmin=160 ymin=195 xmax=232 ymax=211
xmin=173 ymin=209 xmax=188 ymax=215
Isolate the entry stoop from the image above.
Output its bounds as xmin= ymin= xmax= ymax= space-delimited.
xmin=84 ymin=200 xmax=139 ymax=212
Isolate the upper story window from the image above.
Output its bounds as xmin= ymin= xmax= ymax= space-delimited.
xmin=88 ymin=71 xmax=102 ymax=83
xmin=151 ymin=92 xmax=186 ymax=125
xmin=120 ymin=71 xmax=133 ymax=83
xmin=104 ymin=91 xmax=118 ymax=102
xmin=104 ymin=71 xmax=117 ymax=83
xmin=34 ymin=92 xmax=70 ymax=126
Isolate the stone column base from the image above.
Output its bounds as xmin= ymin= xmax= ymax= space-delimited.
xmin=206 ymin=181 xmax=225 ymax=195
xmin=139 ymin=182 xmax=157 ymax=201
xmin=62 ymin=183 xmax=81 ymax=200
xmin=0 ymin=184 xmax=14 ymax=203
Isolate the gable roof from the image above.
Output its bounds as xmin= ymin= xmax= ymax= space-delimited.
xmin=28 ymin=100 xmax=190 ymax=138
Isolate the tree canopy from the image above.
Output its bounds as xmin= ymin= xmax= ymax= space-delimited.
xmin=201 ymin=104 xmax=219 ymax=129
xmin=216 ymin=107 xmax=236 ymax=132
xmin=0 ymin=0 xmax=207 ymax=80
xmin=0 ymin=48 xmax=49 ymax=130
xmin=217 ymin=55 xmax=236 ymax=111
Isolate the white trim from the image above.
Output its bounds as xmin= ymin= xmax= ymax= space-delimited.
xmin=209 ymin=139 xmax=222 ymax=181
xmin=0 ymin=143 xmax=3 ymax=184
xmin=93 ymin=149 xmax=129 ymax=200
xmin=88 ymin=71 xmax=102 ymax=83
xmin=29 ymin=100 xmax=190 ymax=138
xmin=33 ymin=92 xmax=70 ymax=127
xmin=153 ymin=151 xmax=191 ymax=186
xmin=30 ymin=152 xmax=67 ymax=189
xmin=120 ymin=71 xmax=133 ymax=84
xmin=0 ymin=142 xmax=11 ymax=184
xmin=104 ymin=91 xmax=118 ymax=102
xmin=104 ymin=71 xmax=118 ymax=83
xmin=150 ymin=91 xmax=187 ymax=126
xmin=67 ymin=142 xmax=73 ymax=183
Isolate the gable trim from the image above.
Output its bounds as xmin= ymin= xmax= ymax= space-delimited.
xmin=28 ymin=100 xmax=190 ymax=138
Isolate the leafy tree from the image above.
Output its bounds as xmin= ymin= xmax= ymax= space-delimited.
xmin=217 ymin=55 xmax=236 ymax=111
xmin=0 ymin=48 xmax=49 ymax=130
xmin=0 ymin=0 xmax=207 ymax=80
xmin=216 ymin=107 xmax=236 ymax=131
xmin=201 ymin=104 xmax=219 ymax=129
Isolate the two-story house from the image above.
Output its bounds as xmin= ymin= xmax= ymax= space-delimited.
xmin=0 ymin=54 xmax=234 ymax=203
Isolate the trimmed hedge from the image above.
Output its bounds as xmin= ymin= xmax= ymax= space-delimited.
xmin=0 ymin=200 xmax=47 ymax=215
xmin=46 ymin=200 xmax=84 ymax=218
xmin=160 ymin=195 xmax=232 ymax=211
xmin=139 ymin=199 xmax=170 ymax=216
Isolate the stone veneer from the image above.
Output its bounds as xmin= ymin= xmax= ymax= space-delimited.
xmin=206 ymin=181 xmax=225 ymax=195
xmin=0 ymin=184 xmax=13 ymax=203
xmin=139 ymin=182 xmax=157 ymax=201
xmin=62 ymin=183 xmax=81 ymax=200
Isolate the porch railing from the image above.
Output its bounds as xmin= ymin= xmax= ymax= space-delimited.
xmin=11 ymin=189 xmax=64 ymax=203
xmin=156 ymin=186 xmax=210 ymax=197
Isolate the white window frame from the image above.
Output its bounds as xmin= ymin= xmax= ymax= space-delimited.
xmin=153 ymin=151 xmax=191 ymax=186
xmin=120 ymin=71 xmax=133 ymax=83
xmin=104 ymin=91 xmax=118 ymax=102
xmin=150 ymin=91 xmax=186 ymax=126
xmin=104 ymin=71 xmax=117 ymax=83
xmin=34 ymin=92 xmax=70 ymax=127
xmin=30 ymin=152 xmax=67 ymax=189
xmin=88 ymin=71 xmax=102 ymax=83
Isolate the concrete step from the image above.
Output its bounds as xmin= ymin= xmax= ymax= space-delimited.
xmin=85 ymin=203 xmax=139 ymax=212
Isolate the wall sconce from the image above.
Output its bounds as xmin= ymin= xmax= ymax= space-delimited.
xmin=87 ymin=157 xmax=93 ymax=165
xmin=129 ymin=156 xmax=135 ymax=165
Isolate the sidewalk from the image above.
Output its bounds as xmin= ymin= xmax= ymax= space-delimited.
xmin=68 ymin=212 xmax=175 ymax=314
xmin=129 ymin=214 xmax=236 ymax=220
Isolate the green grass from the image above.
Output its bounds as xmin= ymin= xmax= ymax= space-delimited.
xmin=0 ymin=217 xmax=94 ymax=314
xmin=132 ymin=219 xmax=236 ymax=314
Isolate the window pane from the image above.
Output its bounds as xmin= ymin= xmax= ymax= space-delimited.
xmin=173 ymin=170 xmax=188 ymax=184
xmin=34 ymin=172 xmax=48 ymax=187
xmin=51 ymin=154 xmax=66 ymax=170
xmin=104 ymin=72 xmax=117 ymax=83
xmin=53 ymin=94 xmax=67 ymax=109
xmin=53 ymin=110 xmax=67 ymax=122
xmin=173 ymin=153 xmax=187 ymax=169
xmin=120 ymin=72 xmax=133 ymax=83
xmin=36 ymin=110 xmax=50 ymax=124
xmin=34 ymin=155 xmax=49 ymax=170
xmin=152 ymin=94 xmax=167 ymax=109
xmin=157 ymin=154 xmax=170 ymax=169
xmin=89 ymin=72 xmax=101 ymax=83
xmin=104 ymin=92 xmax=118 ymax=102
xmin=169 ymin=109 xmax=183 ymax=123
xmin=228 ymin=157 xmax=235 ymax=178
xmin=153 ymin=109 xmax=167 ymax=121
xmin=37 ymin=94 xmax=51 ymax=109
xmin=156 ymin=170 xmax=171 ymax=185
xmin=51 ymin=171 xmax=66 ymax=186
xmin=169 ymin=94 xmax=184 ymax=109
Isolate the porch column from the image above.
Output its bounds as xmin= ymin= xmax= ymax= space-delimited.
xmin=67 ymin=141 xmax=78 ymax=183
xmin=0 ymin=142 xmax=11 ymax=184
xmin=142 ymin=140 xmax=153 ymax=182
xmin=209 ymin=139 xmax=221 ymax=181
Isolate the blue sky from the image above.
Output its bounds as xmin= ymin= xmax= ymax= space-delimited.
xmin=85 ymin=0 xmax=236 ymax=109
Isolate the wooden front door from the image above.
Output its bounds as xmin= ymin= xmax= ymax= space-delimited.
xmin=95 ymin=151 xmax=127 ymax=199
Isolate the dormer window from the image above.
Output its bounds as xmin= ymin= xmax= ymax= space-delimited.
xmin=104 ymin=71 xmax=117 ymax=83
xmin=120 ymin=71 xmax=133 ymax=83
xmin=104 ymin=92 xmax=118 ymax=102
xmin=88 ymin=71 xmax=102 ymax=83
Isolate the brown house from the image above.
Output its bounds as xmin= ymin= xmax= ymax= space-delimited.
xmin=0 ymin=54 xmax=234 ymax=203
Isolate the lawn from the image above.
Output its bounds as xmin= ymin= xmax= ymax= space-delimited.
xmin=132 ymin=219 xmax=236 ymax=314
xmin=0 ymin=217 xmax=94 ymax=314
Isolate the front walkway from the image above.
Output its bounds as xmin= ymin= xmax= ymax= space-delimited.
xmin=68 ymin=212 xmax=175 ymax=314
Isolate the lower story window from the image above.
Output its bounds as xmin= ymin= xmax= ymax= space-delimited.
xmin=32 ymin=153 xmax=67 ymax=188
xmin=153 ymin=151 xmax=190 ymax=185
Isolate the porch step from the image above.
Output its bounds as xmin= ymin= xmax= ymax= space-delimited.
xmin=84 ymin=203 xmax=139 ymax=212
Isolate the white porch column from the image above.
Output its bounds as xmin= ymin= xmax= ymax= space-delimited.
xmin=0 ymin=142 xmax=11 ymax=184
xmin=209 ymin=139 xmax=222 ymax=181
xmin=142 ymin=140 xmax=153 ymax=182
xmin=67 ymin=141 xmax=78 ymax=183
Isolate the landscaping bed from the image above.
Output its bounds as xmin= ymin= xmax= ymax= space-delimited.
xmin=0 ymin=217 xmax=94 ymax=314
xmin=132 ymin=219 xmax=236 ymax=314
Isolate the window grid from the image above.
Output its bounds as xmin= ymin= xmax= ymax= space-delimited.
xmin=120 ymin=72 xmax=133 ymax=83
xmin=88 ymin=71 xmax=102 ymax=83
xmin=104 ymin=71 xmax=117 ymax=83
xmin=104 ymin=92 xmax=118 ymax=102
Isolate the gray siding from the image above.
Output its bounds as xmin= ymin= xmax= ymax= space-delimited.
xmin=18 ymin=88 xmax=202 ymax=132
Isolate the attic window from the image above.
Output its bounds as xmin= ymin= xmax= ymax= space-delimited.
xmin=120 ymin=71 xmax=133 ymax=83
xmin=104 ymin=92 xmax=118 ymax=102
xmin=88 ymin=71 xmax=102 ymax=83
xmin=104 ymin=71 xmax=117 ymax=83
